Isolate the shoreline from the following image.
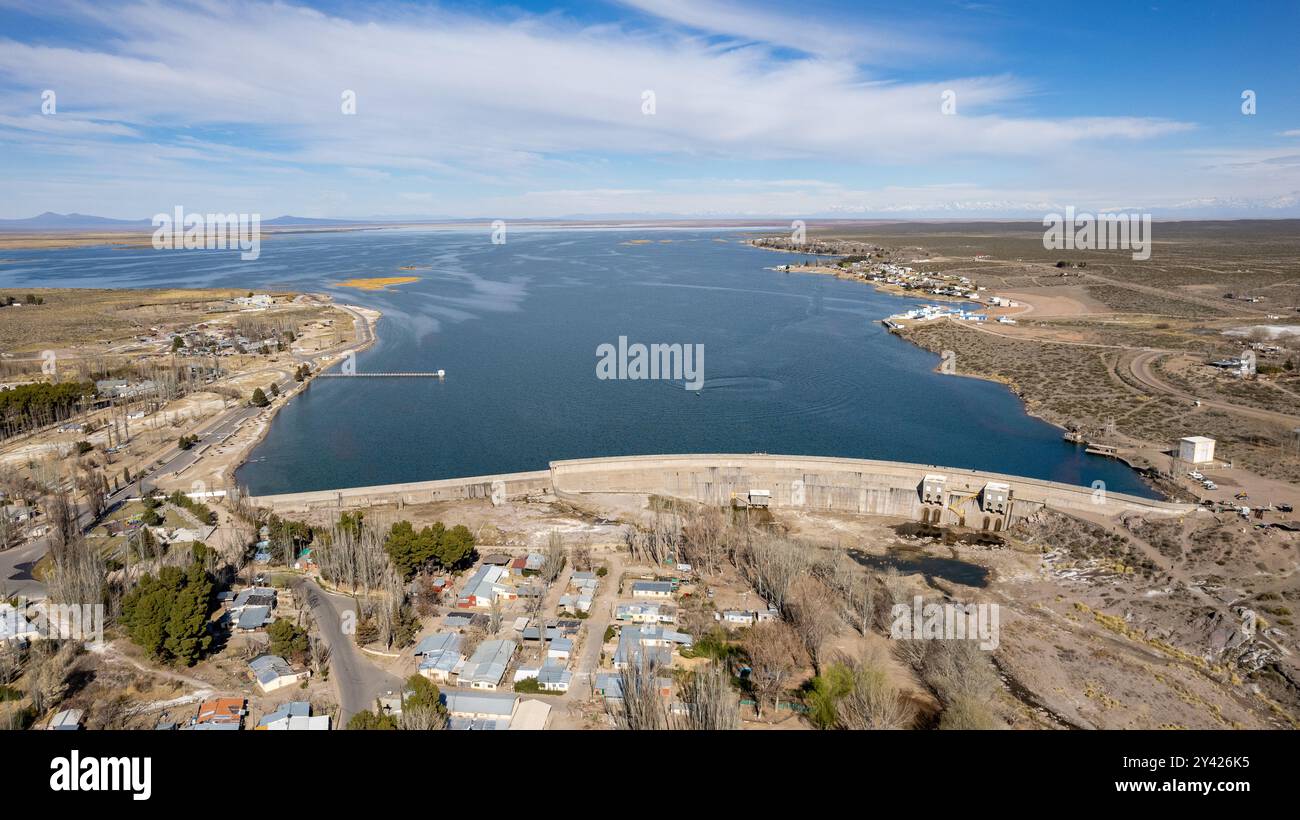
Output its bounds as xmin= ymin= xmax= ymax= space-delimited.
xmin=751 ymin=242 xmax=1165 ymax=498
xmin=219 ymin=300 xmax=382 ymax=492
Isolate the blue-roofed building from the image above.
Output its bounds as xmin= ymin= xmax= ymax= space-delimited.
xmin=255 ymin=701 xmax=329 ymax=730
xmin=442 ymin=690 xmax=518 ymax=721
xmin=236 ymin=604 xmax=271 ymax=631
xmin=448 ymin=716 xmax=509 ymax=730
xmin=537 ymin=662 xmax=571 ymax=692
xmin=248 ymin=654 xmax=305 ymax=693
xmin=546 ymin=637 xmax=573 ymax=662
xmin=415 ymin=632 xmax=464 ymax=684
xmin=612 ymin=625 xmax=691 ymax=669
xmin=458 ymin=639 xmax=516 ymax=690
xmin=236 ymin=605 xmax=272 ymax=631
xmin=631 ymin=580 xmax=674 ymax=599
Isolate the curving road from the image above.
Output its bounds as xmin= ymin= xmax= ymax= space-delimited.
xmin=1128 ymin=350 xmax=1300 ymax=427
xmin=297 ymin=578 xmax=401 ymax=726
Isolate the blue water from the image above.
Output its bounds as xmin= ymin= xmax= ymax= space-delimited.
xmin=0 ymin=227 xmax=1157 ymax=498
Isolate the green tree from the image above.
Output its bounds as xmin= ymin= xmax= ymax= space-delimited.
xmin=384 ymin=520 xmax=442 ymax=579
xmin=804 ymin=663 xmax=855 ymax=729
xmin=347 ymin=709 xmax=398 ymax=730
xmin=384 ymin=520 xmax=478 ymax=579
xmin=435 ymin=524 xmax=477 ymax=570
xmin=120 ymin=563 xmax=215 ymax=666
xmin=267 ymin=618 xmax=310 ymax=661
xmin=250 ymin=387 xmax=270 ymax=407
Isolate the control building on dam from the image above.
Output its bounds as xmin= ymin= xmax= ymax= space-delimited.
xmin=247 ymin=453 xmax=1193 ymax=529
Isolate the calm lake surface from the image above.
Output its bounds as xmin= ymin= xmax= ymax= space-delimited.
xmin=0 ymin=228 xmax=1157 ymax=498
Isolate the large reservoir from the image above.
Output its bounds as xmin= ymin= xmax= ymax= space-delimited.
xmin=0 ymin=228 xmax=1157 ymax=498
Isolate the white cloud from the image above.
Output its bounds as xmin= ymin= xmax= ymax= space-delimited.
xmin=0 ymin=0 xmax=1286 ymax=218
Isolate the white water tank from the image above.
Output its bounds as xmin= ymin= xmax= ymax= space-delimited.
xmin=1178 ymin=436 xmax=1216 ymax=464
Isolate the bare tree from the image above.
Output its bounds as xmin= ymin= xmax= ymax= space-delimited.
xmin=571 ymin=542 xmax=593 ymax=573
xmin=739 ymin=534 xmax=810 ymax=611
xmin=47 ymin=530 xmax=106 ymax=607
xmin=0 ymin=642 xmax=23 ymax=686
xmin=488 ymin=596 xmax=503 ymax=636
xmin=835 ymin=648 xmax=916 ymax=730
xmin=399 ymin=704 xmax=447 ymax=730
xmin=848 ymin=573 xmax=879 ymax=636
xmin=542 ymin=530 xmax=566 ymax=585
xmin=308 ymin=635 xmax=332 ymax=680
xmin=460 ymin=620 xmax=488 ymax=660
xmin=608 ymin=653 xmax=667 ymax=730
xmin=25 ymin=641 xmax=78 ymax=715
xmin=673 ymin=660 xmax=739 ymax=730
xmin=742 ymin=620 xmax=806 ymax=718
xmin=624 ymin=510 xmax=681 ymax=567
xmin=910 ymin=637 xmax=1006 ymax=730
xmin=784 ymin=575 xmax=840 ymax=672
xmin=76 ymin=464 xmax=110 ymax=520
xmin=681 ymin=506 xmax=727 ymax=575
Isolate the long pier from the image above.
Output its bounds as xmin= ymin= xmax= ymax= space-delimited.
xmin=317 ymin=371 xmax=445 ymax=378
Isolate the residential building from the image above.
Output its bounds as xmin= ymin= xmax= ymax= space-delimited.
xmin=442 ymin=690 xmax=518 ymax=722
xmin=459 ymin=639 xmax=516 ymax=689
xmin=615 ymin=602 xmax=676 ymax=624
xmin=612 ymin=625 xmax=692 ymax=669
xmin=536 ymin=663 xmax=572 ymax=692
xmin=546 ymin=637 xmax=573 ymax=662
xmin=236 ymin=605 xmax=272 ymax=631
xmin=193 ymin=697 xmax=246 ymax=729
xmin=508 ymin=699 xmax=552 ymax=730
xmin=457 ymin=564 xmax=516 ymax=608
xmin=631 ymin=580 xmax=674 ymax=599
xmin=47 ymin=709 xmax=83 ymax=730
xmin=256 ymin=701 xmax=330 ymax=731
xmin=414 ymin=632 xmax=464 ymax=683
xmin=248 ymin=654 xmax=306 ymax=693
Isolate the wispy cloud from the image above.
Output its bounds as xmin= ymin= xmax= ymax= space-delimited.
xmin=0 ymin=0 xmax=1289 ymax=218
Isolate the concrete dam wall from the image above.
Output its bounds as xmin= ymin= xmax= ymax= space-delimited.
xmin=548 ymin=454 xmax=1191 ymax=530
xmin=248 ymin=453 xmax=1193 ymax=529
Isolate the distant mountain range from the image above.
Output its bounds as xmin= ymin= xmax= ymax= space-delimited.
xmin=0 ymin=212 xmax=364 ymax=232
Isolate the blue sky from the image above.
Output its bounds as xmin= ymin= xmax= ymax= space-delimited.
xmin=1 ymin=0 xmax=1298 ymax=219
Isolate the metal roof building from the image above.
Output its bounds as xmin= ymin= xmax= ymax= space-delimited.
xmin=442 ymin=690 xmax=519 ymax=719
xmin=459 ymin=639 xmax=516 ymax=689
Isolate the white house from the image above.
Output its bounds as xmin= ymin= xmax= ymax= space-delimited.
xmin=615 ymin=602 xmax=676 ymax=624
xmin=457 ymin=565 xmax=516 ymax=608
xmin=631 ymin=580 xmax=674 ymax=599
xmin=546 ymin=637 xmax=573 ymax=662
xmin=443 ymin=690 xmax=519 ymax=722
xmin=721 ymin=610 xmax=756 ymax=626
xmin=459 ymin=639 xmax=516 ymax=690
xmin=415 ymin=632 xmax=464 ymax=684
xmin=248 ymin=655 xmax=307 ymax=693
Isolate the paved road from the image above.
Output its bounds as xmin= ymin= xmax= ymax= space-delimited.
xmin=297 ymin=578 xmax=401 ymax=726
xmin=1 ymin=301 xmax=371 ymax=599
xmin=0 ymin=470 xmax=143 ymax=599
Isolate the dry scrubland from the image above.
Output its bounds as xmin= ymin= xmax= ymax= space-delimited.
xmin=0 ymin=288 xmax=266 ymax=354
xmin=807 ymin=221 xmax=1300 ymax=483
xmin=735 ymin=221 xmax=1300 ymax=727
